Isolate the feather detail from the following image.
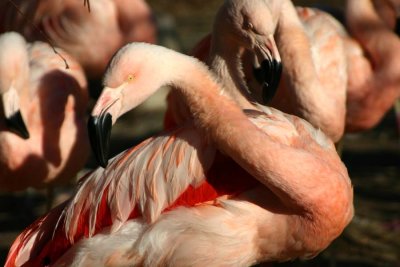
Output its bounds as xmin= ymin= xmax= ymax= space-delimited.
xmin=5 ymin=202 xmax=68 ymax=267
xmin=63 ymin=124 xmax=215 ymax=243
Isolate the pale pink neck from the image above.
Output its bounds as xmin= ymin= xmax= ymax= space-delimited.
xmin=276 ymin=1 xmax=318 ymax=96
xmin=165 ymin=52 xmax=338 ymax=214
xmin=274 ymin=0 xmax=332 ymax=133
xmin=208 ymin=34 xmax=257 ymax=110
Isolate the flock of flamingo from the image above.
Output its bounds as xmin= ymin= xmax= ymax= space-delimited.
xmin=0 ymin=0 xmax=399 ymax=266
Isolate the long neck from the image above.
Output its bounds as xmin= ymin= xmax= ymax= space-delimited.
xmin=274 ymin=1 xmax=341 ymax=138
xmin=207 ymin=34 xmax=256 ymax=110
xmin=165 ymin=51 xmax=343 ymax=214
xmin=278 ymin=1 xmax=326 ymax=105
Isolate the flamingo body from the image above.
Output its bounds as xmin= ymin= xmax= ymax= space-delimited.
xmin=342 ymin=0 xmax=400 ymax=132
xmin=286 ymin=0 xmax=400 ymax=133
xmin=0 ymin=0 xmax=157 ymax=78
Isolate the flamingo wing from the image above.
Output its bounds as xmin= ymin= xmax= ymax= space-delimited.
xmin=64 ymin=124 xmax=216 ymax=242
xmin=5 ymin=124 xmax=215 ymax=266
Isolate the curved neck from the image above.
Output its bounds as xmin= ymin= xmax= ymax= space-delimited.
xmin=207 ymin=34 xmax=257 ymax=110
xmin=274 ymin=2 xmax=319 ymax=115
xmin=163 ymin=50 xmax=338 ymax=214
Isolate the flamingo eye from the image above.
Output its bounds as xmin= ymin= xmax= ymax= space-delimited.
xmin=127 ymin=74 xmax=135 ymax=82
xmin=244 ymin=21 xmax=254 ymax=30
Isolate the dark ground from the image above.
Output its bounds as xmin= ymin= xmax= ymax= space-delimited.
xmin=0 ymin=0 xmax=399 ymax=266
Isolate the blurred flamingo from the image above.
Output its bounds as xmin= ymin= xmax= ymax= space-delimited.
xmin=293 ymin=0 xmax=400 ymax=133
xmin=0 ymin=0 xmax=157 ymax=79
xmin=5 ymin=43 xmax=353 ymax=266
xmin=342 ymin=0 xmax=400 ymax=132
xmin=165 ymin=0 xmax=348 ymax=142
xmin=0 ymin=31 xmax=89 ymax=191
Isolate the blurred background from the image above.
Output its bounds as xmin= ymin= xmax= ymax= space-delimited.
xmin=0 ymin=0 xmax=399 ymax=266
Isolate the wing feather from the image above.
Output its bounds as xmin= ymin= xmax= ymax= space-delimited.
xmin=63 ymin=124 xmax=215 ymax=242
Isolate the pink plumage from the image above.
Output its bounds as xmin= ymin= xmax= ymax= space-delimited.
xmin=6 ymin=42 xmax=353 ymax=266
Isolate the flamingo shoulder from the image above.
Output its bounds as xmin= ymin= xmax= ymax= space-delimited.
xmin=248 ymin=106 xmax=333 ymax=150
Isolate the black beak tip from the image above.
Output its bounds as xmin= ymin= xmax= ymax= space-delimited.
xmin=254 ymin=59 xmax=283 ymax=104
xmin=5 ymin=111 xmax=30 ymax=139
xmin=87 ymin=113 xmax=112 ymax=168
xmin=97 ymin=154 xmax=109 ymax=169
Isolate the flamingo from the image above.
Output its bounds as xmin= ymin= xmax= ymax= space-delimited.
xmin=6 ymin=43 xmax=353 ymax=266
xmin=278 ymin=0 xmax=400 ymax=133
xmin=164 ymin=0 xmax=282 ymax=130
xmin=0 ymin=31 xmax=89 ymax=191
xmin=342 ymin=0 xmax=400 ymax=132
xmin=164 ymin=0 xmax=283 ymax=130
xmin=165 ymin=0 xmax=348 ymax=142
xmin=0 ymin=0 xmax=157 ymax=79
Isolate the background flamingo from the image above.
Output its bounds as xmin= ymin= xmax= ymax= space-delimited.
xmin=342 ymin=0 xmax=400 ymax=132
xmin=286 ymin=0 xmax=400 ymax=134
xmin=6 ymin=43 xmax=353 ymax=266
xmin=0 ymin=32 xmax=89 ymax=191
xmin=0 ymin=0 xmax=157 ymax=79
xmin=164 ymin=0 xmax=283 ymax=130
xmin=165 ymin=0 xmax=348 ymax=142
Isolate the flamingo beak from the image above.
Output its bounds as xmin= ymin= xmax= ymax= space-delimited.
xmin=252 ymin=35 xmax=282 ymax=104
xmin=88 ymin=112 xmax=112 ymax=168
xmin=88 ymin=87 xmax=122 ymax=168
xmin=1 ymin=87 xmax=30 ymax=139
xmin=5 ymin=111 xmax=30 ymax=139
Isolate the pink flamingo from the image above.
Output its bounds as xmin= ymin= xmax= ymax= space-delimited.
xmin=342 ymin=0 xmax=400 ymax=132
xmin=165 ymin=0 xmax=348 ymax=142
xmin=275 ymin=0 xmax=400 ymax=133
xmin=6 ymin=43 xmax=353 ymax=266
xmin=0 ymin=32 xmax=89 ymax=191
xmin=0 ymin=0 xmax=157 ymax=79
xmin=164 ymin=0 xmax=283 ymax=129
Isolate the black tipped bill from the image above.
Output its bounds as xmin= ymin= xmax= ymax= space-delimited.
xmin=5 ymin=111 xmax=30 ymax=139
xmin=88 ymin=113 xmax=112 ymax=168
xmin=253 ymin=59 xmax=283 ymax=104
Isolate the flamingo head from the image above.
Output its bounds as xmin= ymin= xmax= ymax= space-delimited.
xmin=88 ymin=43 xmax=172 ymax=167
xmin=214 ymin=0 xmax=283 ymax=104
xmin=0 ymin=32 xmax=30 ymax=139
